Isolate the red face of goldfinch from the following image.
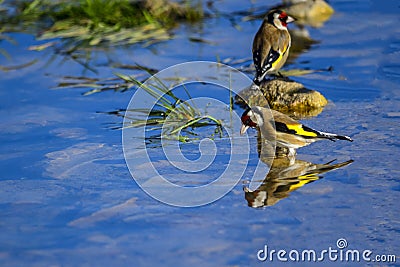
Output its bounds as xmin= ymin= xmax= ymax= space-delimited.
xmin=268 ymin=10 xmax=295 ymax=29
xmin=240 ymin=108 xmax=257 ymax=135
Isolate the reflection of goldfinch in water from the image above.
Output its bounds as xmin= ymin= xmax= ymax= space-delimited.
xmin=252 ymin=10 xmax=294 ymax=86
xmin=244 ymin=157 xmax=353 ymax=208
xmin=240 ymin=106 xmax=353 ymax=157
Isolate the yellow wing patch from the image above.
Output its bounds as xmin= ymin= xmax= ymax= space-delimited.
xmin=271 ymin=45 xmax=288 ymax=69
xmin=286 ymin=124 xmax=318 ymax=137
xmin=290 ymin=174 xmax=319 ymax=191
xmin=271 ymin=53 xmax=283 ymax=69
xmin=289 ymin=175 xmax=319 ymax=190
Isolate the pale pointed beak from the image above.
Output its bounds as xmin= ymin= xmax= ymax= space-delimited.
xmin=240 ymin=125 xmax=250 ymax=136
xmin=286 ymin=16 xmax=295 ymax=24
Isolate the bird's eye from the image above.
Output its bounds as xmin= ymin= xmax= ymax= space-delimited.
xmin=244 ymin=118 xmax=257 ymax=128
xmin=279 ymin=12 xmax=287 ymax=21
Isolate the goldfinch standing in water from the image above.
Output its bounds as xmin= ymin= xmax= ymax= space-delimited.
xmin=240 ymin=106 xmax=353 ymax=157
xmin=252 ymin=10 xmax=294 ymax=86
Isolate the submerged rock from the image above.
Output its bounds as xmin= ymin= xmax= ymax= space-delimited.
xmin=235 ymin=79 xmax=328 ymax=118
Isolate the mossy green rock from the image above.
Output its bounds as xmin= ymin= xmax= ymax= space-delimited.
xmin=235 ymin=79 xmax=328 ymax=118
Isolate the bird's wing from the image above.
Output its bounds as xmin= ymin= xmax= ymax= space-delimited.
xmin=269 ymin=33 xmax=290 ymax=69
xmin=252 ymin=35 xmax=271 ymax=81
xmin=275 ymin=121 xmax=352 ymax=142
xmin=270 ymin=109 xmax=321 ymax=139
xmin=275 ymin=121 xmax=319 ymax=138
xmin=254 ymin=47 xmax=280 ymax=76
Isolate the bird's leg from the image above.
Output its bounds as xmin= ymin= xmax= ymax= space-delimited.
xmin=288 ymin=154 xmax=295 ymax=165
xmin=275 ymin=72 xmax=291 ymax=82
xmin=288 ymin=148 xmax=297 ymax=157
xmin=269 ymin=73 xmax=282 ymax=80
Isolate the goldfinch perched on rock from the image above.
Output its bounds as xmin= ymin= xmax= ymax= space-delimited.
xmin=252 ymin=10 xmax=294 ymax=86
xmin=240 ymin=106 xmax=353 ymax=157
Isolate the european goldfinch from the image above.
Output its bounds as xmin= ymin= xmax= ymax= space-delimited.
xmin=252 ymin=10 xmax=294 ymax=86
xmin=240 ymin=106 xmax=353 ymax=157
